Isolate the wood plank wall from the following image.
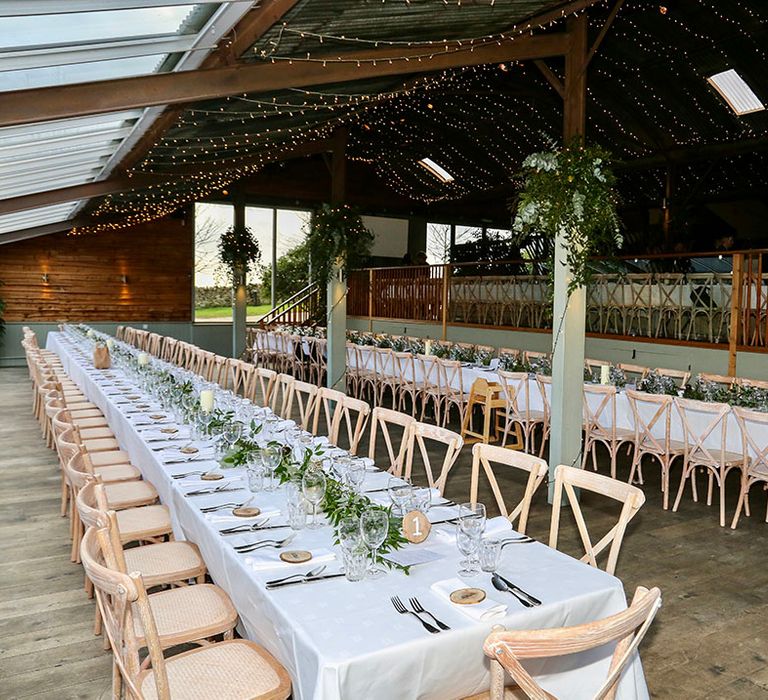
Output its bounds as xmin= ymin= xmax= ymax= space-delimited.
xmin=0 ymin=214 xmax=193 ymax=322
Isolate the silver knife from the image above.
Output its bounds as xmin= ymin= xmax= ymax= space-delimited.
xmin=496 ymin=572 xmax=542 ymax=606
xmin=266 ymin=573 xmax=345 ymax=589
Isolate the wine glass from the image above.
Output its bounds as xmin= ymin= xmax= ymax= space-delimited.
xmin=409 ymin=486 xmax=432 ymax=514
xmin=345 ymin=460 xmax=366 ymax=494
xmin=338 ymin=516 xmax=363 ymax=553
xmin=458 ymin=502 xmax=486 ymax=537
xmin=223 ymin=421 xmax=243 ymax=453
xmin=262 ymin=444 xmax=283 ymax=491
xmin=388 ymin=476 xmax=413 ymax=517
xmin=360 ymin=508 xmax=389 ymax=579
xmin=457 ymin=529 xmax=481 ymax=578
xmin=302 ymin=470 xmax=327 ymax=529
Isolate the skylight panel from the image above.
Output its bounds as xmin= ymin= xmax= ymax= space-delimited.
xmin=707 ymin=69 xmax=765 ymax=115
xmin=418 ymin=157 xmax=454 ymax=183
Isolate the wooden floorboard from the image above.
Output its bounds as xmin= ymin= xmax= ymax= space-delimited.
xmin=1 ymin=366 xmax=767 ymax=698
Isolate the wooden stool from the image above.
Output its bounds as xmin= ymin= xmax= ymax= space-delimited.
xmin=461 ymin=378 xmax=521 ymax=447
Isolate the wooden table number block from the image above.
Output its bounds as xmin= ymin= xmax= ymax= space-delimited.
xmin=402 ymin=510 xmax=431 ymax=543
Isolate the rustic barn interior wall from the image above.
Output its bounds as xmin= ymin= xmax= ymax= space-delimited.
xmin=0 ymin=212 xmax=193 ymax=322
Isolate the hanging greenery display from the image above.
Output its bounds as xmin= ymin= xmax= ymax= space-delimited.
xmin=512 ymin=138 xmax=621 ymax=294
xmin=307 ymin=204 xmax=374 ymax=286
xmin=0 ymin=280 xmax=5 ymax=338
xmin=218 ymin=224 xmax=262 ymax=283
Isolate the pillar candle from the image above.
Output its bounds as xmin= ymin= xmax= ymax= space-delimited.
xmin=137 ymin=352 xmax=149 ymax=367
xmin=106 ymin=338 xmax=114 ymax=351
xmin=600 ymin=364 xmax=610 ymax=385
xmin=424 ymin=339 xmax=432 ymax=356
xmin=200 ymin=389 xmax=214 ymax=413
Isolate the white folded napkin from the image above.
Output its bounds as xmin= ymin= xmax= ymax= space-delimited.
xmin=180 ymin=476 xmax=242 ymax=490
xmin=432 ymin=516 xmax=513 ymax=544
xmin=245 ymin=548 xmax=336 ymax=571
xmin=142 ymin=429 xmax=190 ymax=441
xmin=205 ymin=509 xmax=280 ymax=524
xmin=430 ymin=578 xmax=507 ymax=621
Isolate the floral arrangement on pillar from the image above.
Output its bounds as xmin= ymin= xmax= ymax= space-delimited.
xmin=218 ymin=224 xmax=262 ymax=287
xmin=307 ymin=204 xmax=374 ymax=286
xmin=512 ymin=138 xmax=621 ymax=294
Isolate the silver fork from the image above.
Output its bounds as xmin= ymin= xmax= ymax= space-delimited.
xmin=234 ymin=533 xmax=295 ymax=554
xmin=265 ymin=565 xmax=327 ymax=587
xmin=200 ymin=502 xmax=242 ymax=513
xmin=391 ymin=596 xmax=439 ymax=634
xmin=409 ymin=597 xmax=450 ymax=630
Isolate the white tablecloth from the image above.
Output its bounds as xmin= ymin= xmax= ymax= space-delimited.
xmin=48 ymin=332 xmax=649 ymax=700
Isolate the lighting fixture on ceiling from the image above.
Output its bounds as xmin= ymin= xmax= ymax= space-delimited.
xmin=418 ymin=157 xmax=454 ymax=183
xmin=707 ymin=69 xmax=765 ymax=115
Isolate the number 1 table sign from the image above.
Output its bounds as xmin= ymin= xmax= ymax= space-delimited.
xmin=402 ymin=510 xmax=431 ymax=544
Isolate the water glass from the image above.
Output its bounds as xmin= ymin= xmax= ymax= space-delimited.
xmin=302 ymin=470 xmax=327 ymax=529
xmin=457 ymin=529 xmax=481 ymax=578
xmin=408 ymin=487 xmax=432 ymax=513
xmin=360 ymin=508 xmax=389 ymax=579
xmin=388 ymin=476 xmax=413 ymax=517
xmin=458 ymin=502 xmax=486 ymax=537
xmin=246 ymin=462 xmax=266 ymax=493
xmin=286 ymin=500 xmax=308 ymax=530
xmin=479 ymin=538 xmax=502 ymax=573
xmin=343 ymin=544 xmax=369 ymax=582
xmin=345 ymin=460 xmax=366 ymax=493
xmin=338 ymin=516 xmax=363 ymax=553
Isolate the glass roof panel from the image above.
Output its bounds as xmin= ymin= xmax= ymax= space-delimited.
xmin=1 ymin=6 xmax=201 ymax=48
xmin=0 ymin=200 xmax=82 ymax=235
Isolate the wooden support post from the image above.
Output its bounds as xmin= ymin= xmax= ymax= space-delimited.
xmin=728 ymin=253 xmax=744 ymax=376
xmin=441 ymin=264 xmax=450 ymax=341
xmin=662 ymin=166 xmax=675 ymax=246
xmin=271 ymin=207 xmax=278 ymax=309
xmin=548 ymin=13 xmax=588 ymax=501
xmin=232 ymin=194 xmax=247 ymax=359
xmin=368 ymin=268 xmax=374 ymax=333
xmin=327 ymin=128 xmax=348 ymax=391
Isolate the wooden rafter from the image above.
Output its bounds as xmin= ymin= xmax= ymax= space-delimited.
xmin=0 ymin=34 xmax=570 ymax=129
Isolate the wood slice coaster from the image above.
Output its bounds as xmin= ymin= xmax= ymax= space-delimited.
xmin=180 ymin=446 xmax=199 ymax=455
xmin=279 ymin=550 xmax=312 ymax=564
xmin=126 ymin=395 xmax=140 ymax=400
xmin=149 ymin=414 xmax=166 ymax=420
xmin=135 ymin=404 xmax=150 ymax=409
xmin=200 ymin=472 xmax=224 ymax=481
xmin=450 ymin=588 xmax=486 ymax=605
xmin=402 ymin=510 xmax=431 ymax=543
xmin=160 ymin=427 xmax=178 ymax=434
xmin=232 ymin=506 xmax=261 ymax=518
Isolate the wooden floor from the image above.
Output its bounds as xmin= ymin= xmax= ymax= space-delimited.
xmin=2 ymin=366 xmax=768 ymax=699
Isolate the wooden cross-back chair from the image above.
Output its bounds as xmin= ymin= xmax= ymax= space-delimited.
xmin=354 ymin=344 xmax=378 ymax=404
xmin=288 ymin=379 xmax=318 ymax=430
xmin=208 ymin=355 xmax=231 ymax=389
xmin=479 ymin=586 xmax=662 ymax=700
xmin=549 ymin=464 xmax=645 ymax=577
xmin=249 ymin=366 xmax=276 ymax=407
xmin=625 ymin=390 xmax=684 ymax=509
xmin=654 ymin=366 xmax=690 ymax=389
xmin=345 ymin=342 xmax=362 ymax=398
xmin=393 ymin=351 xmax=418 ymax=416
xmin=374 ymin=347 xmax=400 ymax=408
xmin=617 ymin=362 xmax=650 ymax=383
xmin=403 ymin=421 xmax=464 ymax=496
xmin=672 ymin=398 xmax=744 ymax=527
xmin=469 ymin=443 xmax=547 ymax=535
xmin=582 ymin=384 xmax=634 ymax=479
xmin=310 ymin=386 xmax=345 ymax=440
xmin=367 ymin=407 xmax=415 ymax=476
xmin=731 ymin=406 xmax=768 ymax=529
xmin=699 ymin=372 xmax=736 ymax=389
xmin=495 ymin=370 xmax=541 ymax=454
xmin=737 ymin=376 xmax=768 ymax=390
xmin=229 ymin=359 xmax=253 ymax=397
xmin=437 ymin=358 xmax=468 ymax=428
xmin=146 ymin=333 xmax=162 ymax=356
xmin=533 ymin=374 xmax=553 ymax=457
xmin=309 ymin=337 xmax=328 ymax=386
xmin=269 ymin=373 xmax=296 ymax=420
xmin=80 ymin=526 xmax=291 ymax=700
xmin=331 ymin=394 xmax=371 ymax=455
xmin=416 ymin=353 xmax=443 ymax=424
xmin=115 ymin=325 xmax=126 ymax=341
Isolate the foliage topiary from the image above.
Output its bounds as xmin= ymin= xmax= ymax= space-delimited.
xmin=218 ymin=224 xmax=261 ymax=284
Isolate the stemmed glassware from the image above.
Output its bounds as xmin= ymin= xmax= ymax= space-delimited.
xmin=360 ymin=508 xmax=389 ymax=579
xmin=345 ymin=460 xmax=365 ymax=494
xmin=457 ymin=502 xmax=486 ymax=578
xmin=302 ymin=470 xmax=327 ymax=529
xmin=261 ymin=444 xmax=282 ymax=491
xmin=388 ymin=476 xmax=413 ymax=517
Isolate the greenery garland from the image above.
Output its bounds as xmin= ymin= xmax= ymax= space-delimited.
xmin=512 ymin=138 xmax=621 ymax=294
xmin=0 ymin=279 xmax=5 ymax=338
xmin=218 ymin=224 xmax=262 ymax=283
xmin=307 ymin=204 xmax=374 ymax=287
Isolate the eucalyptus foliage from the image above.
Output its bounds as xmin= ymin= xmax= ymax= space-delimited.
xmin=307 ymin=204 xmax=374 ymax=287
xmin=513 ymin=139 xmax=621 ymax=294
xmin=218 ymin=224 xmax=262 ymax=283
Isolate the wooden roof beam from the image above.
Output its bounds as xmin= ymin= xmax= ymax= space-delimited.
xmin=0 ymin=33 xmax=569 ymax=128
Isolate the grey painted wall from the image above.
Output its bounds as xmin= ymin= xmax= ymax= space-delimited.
xmin=346 ymin=317 xmax=768 ymax=380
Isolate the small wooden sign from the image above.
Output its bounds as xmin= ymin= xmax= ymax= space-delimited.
xmin=450 ymin=588 xmax=486 ymax=605
xmin=402 ymin=510 xmax=431 ymax=544
xmin=232 ymin=506 xmax=261 ymax=518
xmin=200 ymin=472 xmax=224 ymax=481
xmin=280 ymin=550 xmax=312 ymax=564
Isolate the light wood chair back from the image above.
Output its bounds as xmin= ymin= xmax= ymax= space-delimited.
xmin=437 ymin=357 xmax=466 ymax=426
xmin=617 ymin=363 xmax=650 ymax=382
xmin=249 ymin=367 xmax=277 ymax=407
xmin=269 ymin=374 xmax=295 ymax=419
xmin=524 ymin=350 xmax=549 ymax=365
xmin=310 ymin=386 xmax=345 ymax=438
xmin=674 ymin=397 xmax=732 ymax=468
xmin=731 ymin=406 xmax=768 ymax=528
xmin=582 ymin=384 xmax=617 ymax=439
xmin=737 ymin=376 xmax=768 ymax=390
xmin=146 ymin=333 xmax=162 ymax=356
xmin=403 ymin=421 xmax=464 ymax=495
xmin=289 ymin=380 xmax=319 ymax=430
xmin=367 ymin=407 xmax=415 ymax=476
xmin=626 ymin=390 xmax=674 ymax=458
xmin=483 ymin=586 xmax=662 ymax=700
xmin=549 ymin=464 xmax=645 ymax=576
xmin=699 ymin=372 xmax=736 ymax=388
xmin=470 ymin=443 xmax=547 ymax=534
xmin=655 ymin=367 xmax=690 ymax=389
xmin=332 ymin=394 xmax=371 ymax=455
xmin=230 ymin=359 xmax=253 ymax=397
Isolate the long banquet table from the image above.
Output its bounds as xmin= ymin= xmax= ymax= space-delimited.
xmin=49 ymin=331 xmax=649 ymax=700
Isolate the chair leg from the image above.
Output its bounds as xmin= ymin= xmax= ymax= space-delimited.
xmin=672 ymin=464 xmax=691 ymax=513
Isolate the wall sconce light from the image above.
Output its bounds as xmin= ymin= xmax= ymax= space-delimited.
xmin=121 ymin=274 xmax=129 ymax=284
xmin=41 ymin=273 xmax=49 ymax=283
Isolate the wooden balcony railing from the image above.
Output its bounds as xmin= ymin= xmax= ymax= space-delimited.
xmin=347 ymin=250 xmax=768 ymax=359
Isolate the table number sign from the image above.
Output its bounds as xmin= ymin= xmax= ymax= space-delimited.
xmin=402 ymin=510 xmax=431 ymax=543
